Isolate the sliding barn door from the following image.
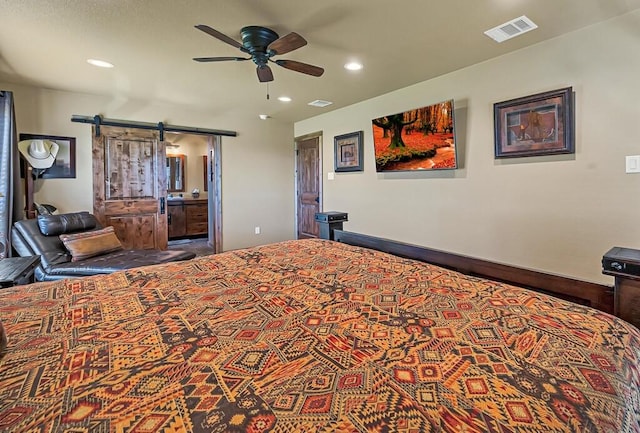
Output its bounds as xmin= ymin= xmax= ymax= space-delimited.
xmin=92 ymin=126 xmax=168 ymax=250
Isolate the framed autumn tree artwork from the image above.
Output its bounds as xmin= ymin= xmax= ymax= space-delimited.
xmin=371 ymin=100 xmax=457 ymax=172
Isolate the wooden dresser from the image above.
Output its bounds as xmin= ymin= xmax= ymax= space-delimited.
xmin=168 ymin=198 xmax=208 ymax=239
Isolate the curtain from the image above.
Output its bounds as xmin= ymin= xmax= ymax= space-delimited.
xmin=0 ymin=90 xmax=21 ymax=258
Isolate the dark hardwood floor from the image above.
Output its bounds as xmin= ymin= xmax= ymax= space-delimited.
xmin=167 ymin=238 xmax=215 ymax=257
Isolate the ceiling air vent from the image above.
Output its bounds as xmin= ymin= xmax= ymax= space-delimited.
xmin=484 ymin=15 xmax=538 ymax=43
xmin=308 ymin=99 xmax=333 ymax=108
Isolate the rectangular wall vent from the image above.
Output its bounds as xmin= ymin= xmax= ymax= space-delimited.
xmin=308 ymin=99 xmax=333 ymax=108
xmin=484 ymin=15 xmax=538 ymax=43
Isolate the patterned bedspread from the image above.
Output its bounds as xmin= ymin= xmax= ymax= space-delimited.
xmin=1 ymin=239 xmax=639 ymax=432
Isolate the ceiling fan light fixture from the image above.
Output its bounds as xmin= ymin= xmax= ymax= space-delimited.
xmin=344 ymin=62 xmax=363 ymax=71
xmin=87 ymin=59 xmax=114 ymax=68
xmin=194 ymin=25 xmax=324 ymax=83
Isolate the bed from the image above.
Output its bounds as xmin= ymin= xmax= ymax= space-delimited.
xmin=1 ymin=237 xmax=639 ymax=432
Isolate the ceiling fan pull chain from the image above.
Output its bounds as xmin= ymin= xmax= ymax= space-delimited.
xmin=266 ymin=82 xmax=270 ymax=100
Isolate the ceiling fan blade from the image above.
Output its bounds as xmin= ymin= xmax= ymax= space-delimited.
xmin=274 ymin=59 xmax=324 ymax=77
xmin=195 ymin=25 xmax=247 ymax=52
xmin=193 ymin=56 xmax=250 ymax=62
xmin=257 ymin=65 xmax=274 ymax=82
xmin=268 ymin=32 xmax=307 ymax=55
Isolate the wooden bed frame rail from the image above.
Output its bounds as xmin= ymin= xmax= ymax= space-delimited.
xmin=333 ymin=230 xmax=614 ymax=314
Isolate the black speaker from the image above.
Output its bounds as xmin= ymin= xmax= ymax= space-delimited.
xmin=315 ymin=212 xmax=348 ymax=240
xmin=602 ymin=247 xmax=640 ymax=277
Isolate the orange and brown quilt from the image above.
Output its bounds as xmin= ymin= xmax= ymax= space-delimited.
xmin=1 ymin=239 xmax=639 ymax=432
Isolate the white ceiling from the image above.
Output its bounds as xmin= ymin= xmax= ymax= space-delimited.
xmin=2 ymin=0 xmax=639 ymax=123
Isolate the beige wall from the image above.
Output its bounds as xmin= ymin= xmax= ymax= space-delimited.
xmin=3 ymin=83 xmax=296 ymax=251
xmin=295 ymin=11 xmax=640 ymax=285
xmin=7 ymin=11 xmax=639 ymax=283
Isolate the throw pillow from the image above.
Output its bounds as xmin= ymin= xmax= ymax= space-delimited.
xmin=35 ymin=203 xmax=54 ymax=216
xmin=60 ymin=226 xmax=123 ymax=262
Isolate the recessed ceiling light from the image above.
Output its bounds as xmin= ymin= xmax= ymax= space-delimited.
xmin=308 ymin=99 xmax=333 ymax=108
xmin=87 ymin=59 xmax=114 ymax=68
xmin=344 ymin=62 xmax=363 ymax=71
xmin=259 ymin=114 xmax=270 ymax=120
xmin=278 ymin=96 xmax=292 ymax=102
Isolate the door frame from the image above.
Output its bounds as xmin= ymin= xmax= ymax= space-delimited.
xmin=207 ymin=135 xmax=223 ymax=253
xmin=165 ymin=132 xmax=223 ymax=253
xmin=294 ymin=131 xmax=322 ymax=239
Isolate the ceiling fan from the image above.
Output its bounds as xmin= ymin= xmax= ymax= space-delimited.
xmin=193 ymin=25 xmax=325 ymax=83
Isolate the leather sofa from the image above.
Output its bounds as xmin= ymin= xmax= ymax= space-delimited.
xmin=12 ymin=211 xmax=196 ymax=281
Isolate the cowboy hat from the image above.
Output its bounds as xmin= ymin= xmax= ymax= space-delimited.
xmin=18 ymin=140 xmax=59 ymax=169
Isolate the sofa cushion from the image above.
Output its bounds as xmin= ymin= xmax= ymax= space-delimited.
xmin=38 ymin=211 xmax=97 ymax=236
xmin=40 ymin=249 xmax=197 ymax=280
xmin=60 ymin=226 xmax=123 ymax=262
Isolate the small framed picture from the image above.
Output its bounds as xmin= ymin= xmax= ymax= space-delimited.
xmin=19 ymin=133 xmax=76 ymax=178
xmin=334 ymin=131 xmax=364 ymax=172
xmin=494 ymin=87 xmax=574 ymax=158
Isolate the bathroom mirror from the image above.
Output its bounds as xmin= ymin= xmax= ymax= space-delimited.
xmin=166 ymin=154 xmax=185 ymax=192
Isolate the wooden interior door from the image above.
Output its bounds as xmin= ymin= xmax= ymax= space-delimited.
xmin=92 ymin=126 xmax=167 ymax=250
xmin=296 ymin=134 xmax=321 ymax=239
